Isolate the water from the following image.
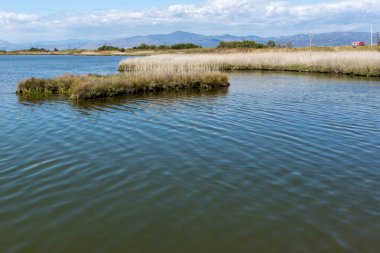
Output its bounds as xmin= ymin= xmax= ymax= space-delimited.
xmin=1 ymin=55 xmax=380 ymax=253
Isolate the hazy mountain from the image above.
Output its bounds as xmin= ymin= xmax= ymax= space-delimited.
xmin=0 ymin=31 xmax=377 ymax=50
xmin=88 ymin=31 xmax=375 ymax=49
xmin=0 ymin=39 xmax=17 ymax=50
xmin=17 ymin=39 xmax=96 ymax=51
xmin=98 ymin=31 xmax=265 ymax=49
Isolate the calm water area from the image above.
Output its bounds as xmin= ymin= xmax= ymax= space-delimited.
xmin=0 ymin=55 xmax=379 ymax=253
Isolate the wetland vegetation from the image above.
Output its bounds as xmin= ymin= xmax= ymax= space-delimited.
xmin=15 ymin=45 xmax=380 ymax=100
xmin=17 ymin=72 xmax=229 ymax=99
xmin=119 ymin=51 xmax=380 ymax=77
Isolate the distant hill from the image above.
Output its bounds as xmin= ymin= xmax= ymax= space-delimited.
xmin=76 ymin=31 xmax=380 ymax=49
xmin=0 ymin=31 xmax=377 ymax=50
xmin=94 ymin=31 xmax=375 ymax=49
xmin=0 ymin=39 xmax=17 ymax=50
xmin=17 ymin=39 xmax=96 ymax=51
xmin=100 ymin=31 xmax=264 ymax=49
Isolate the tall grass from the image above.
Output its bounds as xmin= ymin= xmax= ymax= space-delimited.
xmin=17 ymin=72 xmax=229 ymax=99
xmin=119 ymin=51 xmax=380 ymax=77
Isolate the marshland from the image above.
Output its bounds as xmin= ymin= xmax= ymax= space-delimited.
xmin=120 ymin=51 xmax=380 ymax=76
xmin=2 ymin=53 xmax=380 ymax=253
xmin=16 ymin=50 xmax=380 ymax=100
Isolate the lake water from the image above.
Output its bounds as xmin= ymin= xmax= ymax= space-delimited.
xmin=1 ymin=55 xmax=379 ymax=253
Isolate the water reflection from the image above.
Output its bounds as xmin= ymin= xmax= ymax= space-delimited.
xmin=74 ymin=87 xmax=227 ymax=107
xmin=17 ymin=88 xmax=229 ymax=112
xmin=17 ymin=94 xmax=67 ymax=106
xmin=231 ymin=70 xmax=380 ymax=84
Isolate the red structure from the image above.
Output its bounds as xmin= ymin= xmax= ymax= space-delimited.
xmin=352 ymin=41 xmax=366 ymax=48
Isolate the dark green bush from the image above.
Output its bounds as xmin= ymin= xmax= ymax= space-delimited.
xmin=157 ymin=45 xmax=171 ymax=50
xmin=29 ymin=47 xmax=50 ymax=52
xmin=266 ymin=40 xmax=276 ymax=48
xmin=133 ymin=43 xmax=157 ymax=50
xmin=133 ymin=43 xmax=201 ymax=50
xmin=217 ymin=41 xmax=266 ymax=49
xmin=170 ymin=43 xmax=202 ymax=49
xmin=97 ymin=45 xmax=121 ymax=51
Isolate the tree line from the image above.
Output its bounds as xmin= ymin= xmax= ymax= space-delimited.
xmin=1 ymin=40 xmax=278 ymax=53
xmin=97 ymin=40 xmax=277 ymax=51
xmin=218 ymin=40 xmax=276 ymax=48
xmin=131 ymin=43 xmax=202 ymax=50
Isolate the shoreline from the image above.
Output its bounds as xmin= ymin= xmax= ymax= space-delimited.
xmin=2 ymin=46 xmax=379 ymax=57
xmin=0 ymin=51 xmax=145 ymax=57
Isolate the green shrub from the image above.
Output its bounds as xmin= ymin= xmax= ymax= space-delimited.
xmin=133 ymin=43 xmax=157 ymax=50
xmin=170 ymin=43 xmax=202 ymax=49
xmin=133 ymin=43 xmax=201 ymax=50
xmin=217 ymin=41 xmax=266 ymax=49
xmin=97 ymin=45 xmax=121 ymax=51
xmin=266 ymin=40 xmax=276 ymax=48
xmin=29 ymin=47 xmax=50 ymax=52
xmin=157 ymin=45 xmax=171 ymax=50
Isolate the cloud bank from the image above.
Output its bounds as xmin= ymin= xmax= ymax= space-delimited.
xmin=1 ymin=0 xmax=379 ymax=41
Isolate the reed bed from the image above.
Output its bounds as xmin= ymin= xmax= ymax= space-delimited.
xmin=17 ymin=72 xmax=229 ymax=99
xmin=119 ymin=51 xmax=380 ymax=77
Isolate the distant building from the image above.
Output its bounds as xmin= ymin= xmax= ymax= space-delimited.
xmin=352 ymin=41 xmax=365 ymax=48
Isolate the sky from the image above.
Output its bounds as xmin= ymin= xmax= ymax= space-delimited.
xmin=0 ymin=0 xmax=379 ymax=42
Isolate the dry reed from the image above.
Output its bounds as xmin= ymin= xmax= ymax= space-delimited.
xmin=119 ymin=51 xmax=380 ymax=77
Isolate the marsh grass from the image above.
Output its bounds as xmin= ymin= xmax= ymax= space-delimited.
xmin=17 ymin=72 xmax=229 ymax=99
xmin=119 ymin=51 xmax=380 ymax=77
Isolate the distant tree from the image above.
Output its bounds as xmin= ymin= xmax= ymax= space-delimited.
xmin=133 ymin=43 xmax=157 ymax=50
xmin=218 ymin=40 xmax=266 ymax=49
xmin=266 ymin=40 xmax=276 ymax=48
xmin=54 ymin=48 xmax=59 ymax=52
xmin=29 ymin=47 xmax=50 ymax=52
xmin=132 ymin=43 xmax=201 ymax=50
xmin=157 ymin=45 xmax=171 ymax=50
xmin=0 ymin=50 xmax=6 ymax=53
xmin=170 ymin=43 xmax=202 ymax=49
xmin=97 ymin=45 xmax=121 ymax=51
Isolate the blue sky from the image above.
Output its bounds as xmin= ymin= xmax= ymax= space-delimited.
xmin=0 ymin=0 xmax=204 ymax=14
xmin=0 ymin=0 xmax=378 ymax=42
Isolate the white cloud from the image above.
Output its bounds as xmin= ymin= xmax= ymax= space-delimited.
xmin=0 ymin=10 xmax=38 ymax=25
xmin=1 ymin=0 xmax=379 ymax=41
xmin=266 ymin=0 xmax=380 ymax=21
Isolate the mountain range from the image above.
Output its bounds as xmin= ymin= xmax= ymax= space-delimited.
xmin=0 ymin=31 xmax=377 ymax=51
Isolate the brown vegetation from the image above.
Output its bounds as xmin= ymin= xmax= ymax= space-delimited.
xmin=119 ymin=51 xmax=380 ymax=77
xmin=17 ymin=72 xmax=229 ymax=99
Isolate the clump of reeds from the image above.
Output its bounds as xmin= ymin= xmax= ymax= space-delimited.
xmin=119 ymin=51 xmax=380 ymax=77
xmin=17 ymin=72 xmax=229 ymax=99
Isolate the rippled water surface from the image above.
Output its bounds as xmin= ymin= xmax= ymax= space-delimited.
xmin=1 ymin=55 xmax=380 ymax=253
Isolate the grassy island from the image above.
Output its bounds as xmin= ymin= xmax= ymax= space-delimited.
xmin=119 ymin=51 xmax=380 ymax=77
xmin=17 ymin=72 xmax=229 ymax=99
